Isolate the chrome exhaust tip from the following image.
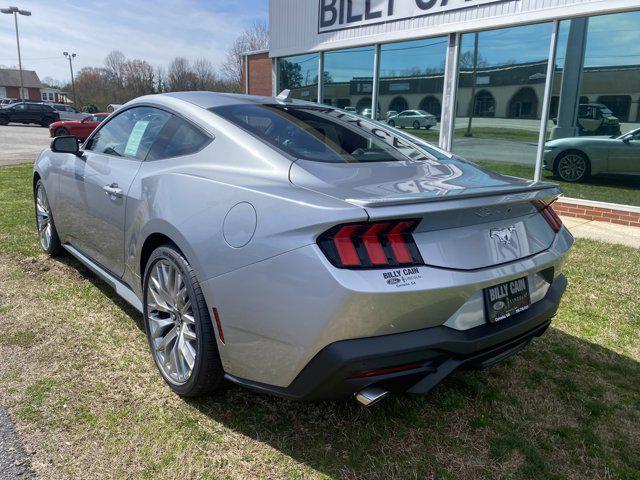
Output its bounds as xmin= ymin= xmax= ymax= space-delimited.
xmin=355 ymin=387 xmax=389 ymax=407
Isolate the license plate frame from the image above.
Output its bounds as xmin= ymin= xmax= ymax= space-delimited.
xmin=484 ymin=276 xmax=530 ymax=323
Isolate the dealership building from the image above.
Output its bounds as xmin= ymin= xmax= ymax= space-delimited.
xmin=243 ymin=0 xmax=640 ymax=224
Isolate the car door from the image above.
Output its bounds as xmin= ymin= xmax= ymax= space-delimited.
xmin=77 ymin=115 xmax=98 ymax=139
xmin=608 ymin=130 xmax=640 ymax=174
xmin=56 ymin=106 xmax=172 ymax=276
xmin=397 ymin=112 xmax=409 ymax=128
xmin=9 ymin=103 xmax=28 ymax=122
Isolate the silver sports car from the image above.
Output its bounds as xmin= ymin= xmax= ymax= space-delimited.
xmin=33 ymin=92 xmax=573 ymax=405
xmin=544 ymin=128 xmax=640 ymax=182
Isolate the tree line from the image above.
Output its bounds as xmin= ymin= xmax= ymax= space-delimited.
xmin=64 ymin=21 xmax=268 ymax=112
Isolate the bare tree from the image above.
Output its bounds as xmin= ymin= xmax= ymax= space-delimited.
xmin=121 ymin=59 xmax=155 ymax=99
xmin=221 ymin=20 xmax=269 ymax=91
xmin=166 ymin=57 xmax=197 ymax=91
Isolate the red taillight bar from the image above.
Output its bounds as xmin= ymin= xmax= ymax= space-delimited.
xmin=333 ymin=225 xmax=362 ymax=266
xmin=348 ymin=362 xmax=423 ymax=379
xmin=317 ymin=219 xmax=424 ymax=269
xmin=533 ymin=199 xmax=563 ymax=233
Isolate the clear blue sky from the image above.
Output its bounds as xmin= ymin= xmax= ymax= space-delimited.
xmin=0 ymin=0 xmax=269 ymax=83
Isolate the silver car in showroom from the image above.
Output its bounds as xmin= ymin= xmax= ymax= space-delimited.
xmin=544 ymin=128 xmax=640 ymax=182
xmin=387 ymin=109 xmax=438 ymax=129
xmin=33 ymin=92 xmax=573 ymax=405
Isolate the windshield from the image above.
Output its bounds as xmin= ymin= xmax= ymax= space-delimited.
xmin=210 ymin=104 xmax=439 ymax=163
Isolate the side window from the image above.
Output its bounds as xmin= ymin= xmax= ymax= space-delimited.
xmin=87 ymin=106 xmax=171 ymax=160
xmin=27 ymin=104 xmax=40 ymax=112
xmin=146 ymin=115 xmax=211 ymax=160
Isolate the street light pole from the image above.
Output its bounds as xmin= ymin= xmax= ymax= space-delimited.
xmin=63 ymin=51 xmax=77 ymax=106
xmin=1 ymin=6 xmax=31 ymax=101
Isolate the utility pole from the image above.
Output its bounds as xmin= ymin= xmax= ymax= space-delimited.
xmin=1 ymin=6 xmax=31 ymax=101
xmin=63 ymin=51 xmax=77 ymax=106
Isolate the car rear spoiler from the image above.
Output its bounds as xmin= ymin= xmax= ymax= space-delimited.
xmin=351 ymin=184 xmax=562 ymax=220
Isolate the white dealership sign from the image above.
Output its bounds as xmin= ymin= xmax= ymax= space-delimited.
xmin=318 ymin=0 xmax=511 ymax=33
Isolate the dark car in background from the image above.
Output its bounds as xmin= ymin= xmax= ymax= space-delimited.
xmin=0 ymin=102 xmax=59 ymax=127
xmin=49 ymin=113 xmax=109 ymax=140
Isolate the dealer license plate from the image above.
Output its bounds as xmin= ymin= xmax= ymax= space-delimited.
xmin=484 ymin=276 xmax=530 ymax=323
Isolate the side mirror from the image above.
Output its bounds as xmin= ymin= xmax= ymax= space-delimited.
xmin=51 ymin=135 xmax=81 ymax=155
xmin=622 ymin=137 xmax=631 ymax=144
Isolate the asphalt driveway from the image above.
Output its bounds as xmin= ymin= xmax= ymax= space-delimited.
xmin=0 ymin=124 xmax=51 ymax=167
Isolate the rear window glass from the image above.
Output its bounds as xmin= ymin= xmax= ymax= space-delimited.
xmin=209 ymin=104 xmax=435 ymax=163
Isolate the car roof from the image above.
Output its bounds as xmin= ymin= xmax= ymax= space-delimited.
xmin=145 ymin=91 xmax=319 ymax=110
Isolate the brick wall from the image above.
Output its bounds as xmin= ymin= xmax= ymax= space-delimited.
xmin=243 ymin=52 xmax=273 ymax=97
xmin=555 ymin=200 xmax=640 ymax=227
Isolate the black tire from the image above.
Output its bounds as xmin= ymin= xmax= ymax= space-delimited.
xmin=40 ymin=117 xmax=54 ymax=127
xmin=143 ymin=245 xmax=224 ymax=397
xmin=388 ymin=120 xmax=395 ymax=127
xmin=54 ymin=127 xmax=69 ymax=137
xmin=0 ymin=116 xmax=8 ymax=126
xmin=413 ymin=121 xmax=421 ymax=130
xmin=554 ymin=151 xmax=590 ymax=183
xmin=34 ymin=179 xmax=63 ymax=256
xmin=425 ymin=125 xmax=432 ymax=130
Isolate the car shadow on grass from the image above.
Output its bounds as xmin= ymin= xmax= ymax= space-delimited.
xmin=56 ymin=254 xmax=146 ymax=332
xmin=182 ymin=327 xmax=640 ymax=479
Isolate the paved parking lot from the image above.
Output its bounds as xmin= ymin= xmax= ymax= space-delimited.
xmin=0 ymin=124 xmax=51 ymax=167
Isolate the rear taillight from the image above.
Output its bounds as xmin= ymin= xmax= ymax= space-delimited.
xmin=533 ymin=199 xmax=562 ymax=233
xmin=317 ymin=219 xmax=424 ymax=269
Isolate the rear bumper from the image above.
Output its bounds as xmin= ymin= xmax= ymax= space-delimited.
xmin=226 ymin=274 xmax=567 ymax=401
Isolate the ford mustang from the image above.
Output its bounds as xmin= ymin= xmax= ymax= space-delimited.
xmin=544 ymin=128 xmax=640 ymax=182
xmin=49 ymin=113 xmax=109 ymax=140
xmin=33 ymin=91 xmax=573 ymax=405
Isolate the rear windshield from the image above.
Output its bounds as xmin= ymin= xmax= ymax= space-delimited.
xmin=209 ymin=104 xmax=436 ymax=163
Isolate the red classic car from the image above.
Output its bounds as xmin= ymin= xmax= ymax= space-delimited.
xmin=49 ymin=113 xmax=109 ymax=140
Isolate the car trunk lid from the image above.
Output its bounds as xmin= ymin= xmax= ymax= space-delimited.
xmin=290 ymin=157 xmax=561 ymax=270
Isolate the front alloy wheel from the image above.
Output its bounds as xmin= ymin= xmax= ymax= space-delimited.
xmin=556 ymin=152 xmax=589 ymax=182
xmin=34 ymin=180 xmax=62 ymax=255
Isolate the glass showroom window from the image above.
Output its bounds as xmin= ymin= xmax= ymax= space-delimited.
xmin=546 ymin=11 xmax=640 ymax=206
xmin=452 ymin=23 xmax=553 ymax=180
xmin=323 ymin=46 xmax=374 ymax=115
xmin=377 ymin=37 xmax=448 ymax=138
xmin=277 ymin=53 xmax=319 ymax=102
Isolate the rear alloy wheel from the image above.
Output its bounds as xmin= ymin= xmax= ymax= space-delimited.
xmin=34 ymin=180 xmax=62 ymax=255
xmin=556 ymin=152 xmax=590 ymax=183
xmin=388 ymin=120 xmax=395 ymax=127
xmin=143 ymin=246 xmax=224 ymax=397
xmin=54 ymin=127 xmax=68 ymax=137
xmin=0 ymin=116 xmax=8 ymax=126
xmin=413 ymin=121 xmax=421 ymax=129
xmin=41 ymin=118 xmax=54 ymax=127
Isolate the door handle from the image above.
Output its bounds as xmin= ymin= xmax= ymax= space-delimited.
xmin=103 ymin=183 xmax=123 ymax=198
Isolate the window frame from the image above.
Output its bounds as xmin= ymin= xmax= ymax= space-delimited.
xmin=84 ymin=103 xmax=213 ymax=161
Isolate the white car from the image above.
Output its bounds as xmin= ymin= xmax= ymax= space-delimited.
xmin=388 ymin=110 xmax=437 ymax=130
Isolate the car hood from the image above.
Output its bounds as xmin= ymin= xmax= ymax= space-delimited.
xmin=289 ymin=155 xmax=557 ymax=207
xmin=546 ymin=136 xmax=614 ymax=147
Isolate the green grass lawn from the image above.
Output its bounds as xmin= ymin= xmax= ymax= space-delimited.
xmin=474 ymin=160 xmax=640 ymax=206
xmin=412 ymin=126 xmax=540 ymax=144
xmin=1 ymin=162 xmax=639 ymax=479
